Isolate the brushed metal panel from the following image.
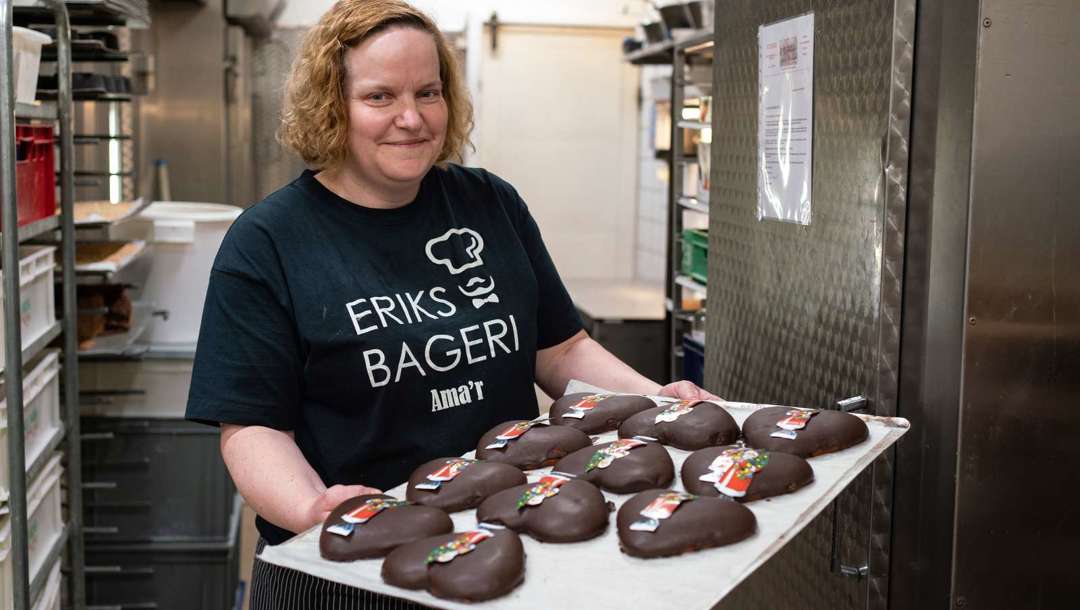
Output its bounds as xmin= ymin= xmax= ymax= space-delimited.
xmin=137 ymin=0 xmax=228 ymax=204
xmin=252 ymin=27 xmax=306 ymax=201
xmin=226 ymin=25 xmax=255 ymax=207
xmin=889 ymin=0 xmax=981 ymax=607
xmin=953 ymin=1 xmax=1080 ymax=607
xmin=706 ymin=1 xmax=911 ymax=608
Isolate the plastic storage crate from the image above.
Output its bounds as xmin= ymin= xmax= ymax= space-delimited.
xmin=81 ymin=417 xmax=236 ymax=542
xmin=0 ymin=246 xmax=57 ymax=374
xmin=1 ymin=454 xmax=64 ymax=610
xmin=13 ymin=125 xmax=56 ymax=228
xmin=86 ymin=498 xmax=241 ymax=610
xmin=0 ymin=350 xmax=62 ymax=500
xmin=79 ymin=357 xmax=194 ymax=419
xmin=681 ymin=228 xmax=708 ymax=284
xmin=12 ymin=27 xmax=51 ymax=104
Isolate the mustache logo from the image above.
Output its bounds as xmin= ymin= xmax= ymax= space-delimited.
xmin=458 ymin=276 xmax=499 ymax=309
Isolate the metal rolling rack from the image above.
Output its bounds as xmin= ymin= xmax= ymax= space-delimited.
xmin=626 ymin=29 xmax=714 ymax=382
xmin=2 ymin=2 xmax=83 ymax=610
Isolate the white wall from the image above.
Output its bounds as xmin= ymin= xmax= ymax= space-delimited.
xmin=279 ymin=0 xmax=648 ymax=30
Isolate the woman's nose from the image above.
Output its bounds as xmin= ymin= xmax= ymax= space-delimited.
xmin=395 ymin=100 xmax=423 ymax=130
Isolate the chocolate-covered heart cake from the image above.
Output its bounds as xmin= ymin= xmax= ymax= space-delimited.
xmin=406 ymin=458 xmax=526 ymax=512
xmin=476 ymin=474 xmax=610 ymax=542
xmin=475 ymin=420 xmax=591 ymax=470
xmin=681 ymin=445 xmax=813 ymax=501
xmin=381 ymin=528 xmax=525 ymax=602
xmin=319 ymin=494 xmax=453 ymax=561
xmin=616 ymin=489 xmax=756 ymax=558
xmin=617 ymin=400 xmax=740 ymax=450
xmin=549 ymin=392 xmax=657 ymax=434
xmin=742 ymin=407 xmax=869 ymax=458
xmin=552 ymin=438 xmax=674 ymax=494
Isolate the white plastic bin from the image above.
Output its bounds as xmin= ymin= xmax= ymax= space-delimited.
xmin=0 ymin=350 xmax=62 ymax=501
xmin=0 ymin=454 xmax=62 ymax=610
xmin=0 ymin=246 xmax=57 ymax=374
xmin=0 ymin=516 xmax=12 ymax=610
xmin=12 ymin=27 xmax=51 ymax=105
xmin=26 ymin=454 xmax=63 ymax=588
xmin=79 ymin=356 xmax=193 ymax=418
xmin=133 ymin=202 xmax=241 ymax=345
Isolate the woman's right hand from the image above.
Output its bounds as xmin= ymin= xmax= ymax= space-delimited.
xmin=301 ymin=484 xmax=382 ymax=531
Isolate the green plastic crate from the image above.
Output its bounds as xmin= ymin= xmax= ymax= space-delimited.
xmin=681 ymin=228 xmax=708 ymax=284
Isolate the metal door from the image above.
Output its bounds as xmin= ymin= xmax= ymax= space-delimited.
xmin=705 ymin=1 xmax=915 ymax=608
xmin=950 ymin=1 xmax=1080 ymax=607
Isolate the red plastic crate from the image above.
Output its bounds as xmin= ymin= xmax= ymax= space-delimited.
xmin=12 ymin=124 xmax=57 ymax=228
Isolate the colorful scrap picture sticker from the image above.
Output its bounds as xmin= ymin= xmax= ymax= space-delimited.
xmin=415 ymin=458 xmax=476 ymax=491
xmin=629 ymin=491 xmax=696 ymax=533
xmin=426 ymin=530 xmax=493 ymax=564
xmin=326 ymin=497 xmax=409 ymax=537
xmin=698 ymin=447 xmax=770 ymax=498
xmin=654 ymin=400 xmax=698 ymax=424
xmin=486 ymin=421 xmax=539 ymax=450
xmin=770 ymin=408 xmax=819 ymax=440
xmin=585 ymin=438 xmax=647 ymax=472
xmin=516 ymin=473 xmax=571 ymax=510
xmin=563 ymin=393 xmax=615 ymax=419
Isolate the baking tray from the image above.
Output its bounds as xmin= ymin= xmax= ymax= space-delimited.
xmin=260 ymin=382 xmax=909 ymax=609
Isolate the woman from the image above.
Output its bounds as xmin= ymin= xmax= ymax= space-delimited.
xmin=186 ymin=1 xmax=718 ymax=607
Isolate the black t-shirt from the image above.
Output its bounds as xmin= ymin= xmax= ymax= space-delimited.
xmin=186 ymin=165 xmax=582 ymax=544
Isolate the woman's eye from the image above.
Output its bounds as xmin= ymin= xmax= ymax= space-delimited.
xmin=419 ymin=90 xmax=442 ymax=101
xmin=367 ymin=92 xmax=390 ymax=103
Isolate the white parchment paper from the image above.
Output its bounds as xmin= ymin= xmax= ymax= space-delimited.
xmin=261 ymin=382 xmax=909 ymax=609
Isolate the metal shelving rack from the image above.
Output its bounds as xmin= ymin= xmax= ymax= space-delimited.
xmin=2 ymin=3 xmax=84 ymax=610
xmin=627 ymin=29 xmax=714 ymax=381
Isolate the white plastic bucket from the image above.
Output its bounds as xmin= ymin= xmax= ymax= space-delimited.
xmin=136 ymin=202 xmax=241 ymax=345
xmin=12 ymin=27 xmax=51 ymax=105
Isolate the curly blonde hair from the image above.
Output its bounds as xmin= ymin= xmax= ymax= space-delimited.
xmin=279 ymin=0 xmax=473 ymax=169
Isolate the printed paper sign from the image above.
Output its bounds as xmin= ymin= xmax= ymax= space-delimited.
xmin=758 ymin=12 xmax=815 ymax=225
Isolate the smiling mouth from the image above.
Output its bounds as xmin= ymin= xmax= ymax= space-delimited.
xmin=385 ymin=139 xmax=428 ymax=147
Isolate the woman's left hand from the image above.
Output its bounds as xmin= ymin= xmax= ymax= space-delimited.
xmin=657 ymin=380 xmax=724 ymax=402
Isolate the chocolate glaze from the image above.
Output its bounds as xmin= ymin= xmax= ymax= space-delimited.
xmin=549 ymin=393 xmax=657 ymax=434
xmin=381 ymin=529 xmax=526 ymax=602
xmin=742 ymin=407 xmax=869 ymax=458
xmin=617 ymin=401 xmax=740 ymax=450
xmin=406 ymin=458 xmax=526 ymax=512
xmin=476 ymin=478 xmax=610 ymax=542
xmin=318 ymin=494 xmax=453 ymax=562
xmin=553 ymin=440 xmax=674 ymax=494
xmin=475 ymin=421 xmax=591 ymax=470
xmin=680 ymin=445 xmax=814 ymax=501
xmin=616 ymin=489 xmax=756 ymax=558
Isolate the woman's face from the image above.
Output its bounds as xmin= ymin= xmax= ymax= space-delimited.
xmin=341 ymin=26 xmax=448 ymax=193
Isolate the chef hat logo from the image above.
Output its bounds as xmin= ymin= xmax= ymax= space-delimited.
xmin=425 ymin=228 xmax=486 ymax=275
